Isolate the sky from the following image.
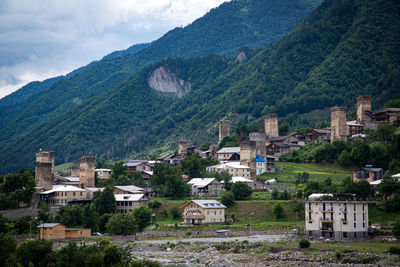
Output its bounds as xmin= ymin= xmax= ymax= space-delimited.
xmin=0 ymin=0 xmax=227 ymax=99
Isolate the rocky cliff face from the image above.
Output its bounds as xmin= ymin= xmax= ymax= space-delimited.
xmin=148 ymin=66 xmax=191 ymax=98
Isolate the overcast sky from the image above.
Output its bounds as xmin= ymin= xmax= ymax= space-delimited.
xmin=0 ymin=0 xmax=227 ymax=99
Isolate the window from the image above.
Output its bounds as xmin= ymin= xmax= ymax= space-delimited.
xmin=309 ymin=231 xmax=312 ymax=237
xmin=214 ymin=211 xmax=216 ymax=215
xmin=207 ymin=211 xmax=209 ymax=215
xmin=354 ymin=232 xmax=357 ymax=238
xmin=363 ymin=213 xmax=365 ymax=221
xmin=344 ymin=203 xmax=347 ymax=211
xmin=354 ymin=213 xmax=356 ymax=221
xmin=354 ymin=204 xmax=356 ymax=211
xmin=323 ymin=203 xmax=326 ymax=211
xmin=308 ymin=203 xmax=311 ymax=210
xmin=80 ymin=192 xmax=83 ymax=196
xmin=73 ymin=192 xmax=75 ymax=196
xmin=343 ymin=232 xmax=347 ymax=238
xmin=363 ymin=222 xmax=365 ymax=228
xmin=308 ymin=212 xmax=312 ymax=221
xmin=362 ymin=204 xmax=365 ymax=211
xmin=220 ymin=211 xmax=222 ymax=215
xmin=354 ymin=223 xmax=356 ymax=228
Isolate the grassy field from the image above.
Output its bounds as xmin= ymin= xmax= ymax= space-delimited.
xmin=54 ymin=162 xmax=74 ymax=172
xmin=152 ymin=199 xmax=303 ymax=230
xmin=260 ymin=162 xmax=353 ymax=184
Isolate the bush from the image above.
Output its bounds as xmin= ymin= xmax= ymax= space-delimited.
xmin=169 ymin=206 xmax=181 ymax=219
xmin=231 ymin=182 xmax=253 ymax=200
xmin=272 ymin=203 xmax=284 ymax=219
xmin=299 ymin=239 xmax=310 ymax=249
xmin=220 ymin=191 xmax=235 ymax=207
xmin=148 ymin=200 xmax=161 ymax=209
xmin=392 ymin=221 xmax=400 ymax=238
xmin=388 ymin=246 xmax=400 ymax=255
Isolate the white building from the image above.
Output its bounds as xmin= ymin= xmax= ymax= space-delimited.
xmin=230 ymin=176 xmax=255 ymax=189
xmin=206 ymin=162 xmax=251 ymax=178
xmin=39 ymin=185 xmax=88 ymax=206
xmin=304 ymin=193 xmax=369 ymax=240
xmin=95 ymin=168 xmax=112 ymax=180
xmin=216 ymin=147 xmax=240 ymax=161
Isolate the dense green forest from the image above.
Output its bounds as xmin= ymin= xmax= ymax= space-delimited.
xmin=1 ymin=0 xmax=400 ymax=174
xmin=0 ymin=0 xmax=320 ymax=150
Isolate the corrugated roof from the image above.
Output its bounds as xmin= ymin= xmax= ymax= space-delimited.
xmin=231 ymin=176 xmax=254 ymax=183
xmin=39 ymin=185 xmax=86 ymax=194
xmin=217 ymin=147 xmax=240 ymax=154
xmin=187 ymin=178 xmax=216 ymax=187
xmin=37 ymin=223 xmax=61 ymax=228
xmin=192 ymin=199 xmax=226 ymax=209
xmin=114 ymin=185 xmax=145 ymax=193
xmin=114 ymin=194 xmax=146 ymax=201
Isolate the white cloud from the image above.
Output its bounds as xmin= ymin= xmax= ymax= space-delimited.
xmin=0 ymin=0 xmax=227 ymax=99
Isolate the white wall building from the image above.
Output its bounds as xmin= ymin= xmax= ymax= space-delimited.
xmin=304 ymin=193 xmax=369 ymax=240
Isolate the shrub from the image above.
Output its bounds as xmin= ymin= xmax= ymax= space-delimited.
xmin=272 ymin=203 xmax=284 ymax=219
xmin=148 ymin=200 xmax=161 ymax=209
xmin=299 ymin=239 xmax=310 ymax=249
xmin=170 ymin=206 xmax=181 ymax=219
xmin=220 ymin=191 xmax=235 ymax=207
xmin=388 ymin=246 xmax=400 ymax=255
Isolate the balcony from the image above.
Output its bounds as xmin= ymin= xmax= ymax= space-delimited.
xmin=341 ymin=218 xmax=348 ymax=224
xmin=183 ymin=213 xmax=205 ymax=219
xmin=322 ymin=208 xmax=334 ymax=213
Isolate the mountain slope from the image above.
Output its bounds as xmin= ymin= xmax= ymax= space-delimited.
xmin=0 ymin=0 xmax=322 ymax=147
xmin=2 ymin=0 xmax=399 ymax=174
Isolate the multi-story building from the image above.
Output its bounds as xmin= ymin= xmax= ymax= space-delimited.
xmin=353 ymin=165 xmax=383 ymax=183
xmin=206 ymin=162 xmax=251 ymax=178
xmin=115 ymin=194 xmax=148 ymax=214
xmin=181 ymin=199 xmax=226 ymax=225
xmin=304 ymin=193 xmax=369 ymax=240
xmin=216 ymin=147 xmax=240 ymax=161
xmin=39 ymin=185 xmax=88 ymax=206
xmin=187 ymin=178 xmax=224 ymax=196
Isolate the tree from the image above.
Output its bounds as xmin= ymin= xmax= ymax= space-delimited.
xmin=55 ymin=205 xmax=82 ymax=226
xmin=111 ymin=161 xmax=126 ymax=179
xmin=378 ymin=176 xmax=400 ymax=197
xmin=377 ymin=123 xmax=396 ymax=142
xmin=16 ymin=239 xmax=54 ymax=267
xmin=279 ymin=122 xmax=290 ymax=136
xmin=271 ymin=188 xmax=279 ymax=200
xmin=181 ymin=153 xmax=207 ymax=178
xmin=37 ymin=202 xmax=53 ymax=223
xmin=279 ymin=189 xmax=291 ymax=200
xmin=133 ymin=206 xmax=153 ymax=231
xmin=272 ymin=203 xmax=284 ymax=219
xmin=393 ymin=221 xmax=400 ymax=239
xmin=104 ymin=244 xmax=123 ymax=266
xmin=220 ymin=191 xmax=235 ymax=207
xmin=93 ymin=186 xmax=116 ymax=215
xmin=0 ymin=234 xmax=16 ymax=266
xmin=163 ymin=167 xmax=190 ymax=198
xmin=350 ymin=140 xmax=370 ymax=166
xmin=106 ymin=214 xmax=137 ymax=236
xmin=231 ymin=182 xmax=253 ymax=200
xmin=338 ymin=150 xmax=351 ymax=167
xmin=81 ymin=204 xmax=100 ymax=231
xmin=169 ymin=206 xmax=181 ymax=219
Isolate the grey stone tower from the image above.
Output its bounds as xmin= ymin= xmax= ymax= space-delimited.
xmin=79 ymin=156 xmax=95 ymax=188
xmin=35 ymin=150 xmax=55 ymax=190
xmin=218 ymin=120 xmax=230 ymax=143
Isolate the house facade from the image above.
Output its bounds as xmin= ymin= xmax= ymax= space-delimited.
xmin=181 ymin=199 xmax=226 ymax=225
xmin=216 ymin=147 xmax=240 ymax=161
xmin=39 ymin=185 xmax=88 ymax=206
xmin=304 ymin=194 xmax=369 ymax=240
xmin=353 ymin=165 xmax=383 ymax=183
xmin=115 ymin=194 xmax=148 ymax=213
xmin=37 ymin=223 xmax=91 ymax=240
xmin=187 ymin=178 xmax=224 ymax=196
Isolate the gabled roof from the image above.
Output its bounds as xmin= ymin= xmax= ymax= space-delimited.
xmin=231 ymin=176 xmax=254 ymax=183
xmin=39 ymin=185 xmax=86 ymax=194
xmin=217 ymin=147 xmax=240 ymax=154
xmin=347 ymin=120 xmax=363 ymax=126
xmin=310 ymin=128 xmax=330 ymax=134
xmin=123 ymin=160 xmax=148 ymax=167
xmin=187 ymin=178 xmax=217 ymax=187
xmin=256 ymin=154 xmax=265 ymax=162
xmin=182 ymin=199 xmax=226 ymax=209
xmin=114 ymin=185 xmax=145 ymax=193
xmin=37 ymin=223 xmax=62 ymax=228
xmin=224 ymin=162 xmax=250 ymax=169
xmin=114 ymin=194 xmax=146 ymax=201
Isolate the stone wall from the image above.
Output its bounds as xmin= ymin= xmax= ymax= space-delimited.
xmin=35 ymin=151 xmax=55 ymax=190
xmin=178 ymin=140 xmax=187 ymax=155
xmin=79 ymin=156 xmax=95 ymax=187
xmin=330 ymin=107 xmax=347 ymax=143
xmin=264 ymin=114 xmax=279 ymax=138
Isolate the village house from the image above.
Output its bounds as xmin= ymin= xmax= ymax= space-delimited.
xmin=306 ymin=128 xmax=331 ymax=142
xmin=123 ymin=160 xmax=153 ymax=173
xmin=266 ymin=142 xmax=301 ymax=158
xmin=267 ymin=132 xmax=306 ymax=146
xmin=181 ymin=199 xmax=226 ymax=225
xmin=187 ymin=178 xmax=224 ymax=196
xmin=115 ymin=194 xmax=149 ymax=213
xmin=157 ymin=153 xmax=186 ymax=167
xmin=206 ymin=161 xmax=251 ymax=178
xmin=216 ymin=147 xmax=240 ymax=161
xmin=346 ymin=120 xmax=364 ymax=137
xmin=256 ymin=154 xmax=266 ymax=175
xmin=304 ymin=193 xmax=369 ymax=240
xmin=230 ymin=176 xmax=255 ymax=189
xmin=37 ymin=223 xmax=91 ymax=240
xmin=353 ymin=165 xmax=383 ymax=183
xmin=39 ymin=185 xmax=89 ymax=206
xmin=95 ymin=168 xmax=112 ymax=180
xmin=54 ymin=175 xmax=80 ymax=186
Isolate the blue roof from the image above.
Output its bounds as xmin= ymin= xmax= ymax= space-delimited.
xmin=256 ymin=154 xmax=265 ymax=162
xmin=236 ymin=152 xmax=265 ymax=162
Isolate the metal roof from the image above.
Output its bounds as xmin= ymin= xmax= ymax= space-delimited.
xmin=114 ymin=194 xmax=146 ymax=201
xmin=114 ymin=185 xmax=145 ymax=193
xmin=217 ymin=147 xmax=240 ymax=154
xmin=187 ymin=178 xmax=217 ymax=187
xmin=191 ymin=199 xmax=226 ymax=209
xmin=39 ymin=185 xmax=86 ymax=194
xmin=37 ymin=223 xmax=61 ymax=228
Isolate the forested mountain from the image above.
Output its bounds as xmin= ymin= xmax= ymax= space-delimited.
xmin=2 ymin=0 xmax=400 ymax=174
xmin=0 ymin=0 xmax=320 ymax=148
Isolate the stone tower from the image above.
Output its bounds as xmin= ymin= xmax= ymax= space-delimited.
xmin=218 ymin=120 xmax=230 ymax=143
xmin=178 ymin=140 xmax=187 ymax=155
xmin=330 ymin=107 xmax=347 ymax=143
xmin=70 ymin=165 xmax=79 ymax=177
xmin=79 ymin=156 xmax=95 ymax=188
xmin=35 ymin=151 xmax=55 ymax=190
xmin=264 ymin=114 xmax=279 ymax=138
xmin=356 ymin=96 xmax=371 ymax=124
xmin=240 ymin=138 xmax=257 ymax=181
xmin=249 ymin=132 xmax=267 ymax=160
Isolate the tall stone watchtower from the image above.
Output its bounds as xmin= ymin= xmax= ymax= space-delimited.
xmin=264 ymin=114 xmax=279 ymax=138
xmin=178 ymin=140 xmax=187 ymax=155
xmin=79 ymin=156 xmax=95 ymax=188
xmin=218 ymin=120 xmax=230 ymax=143
xmin=240 ymin=138 xmax=257 ymax=181
xmin=330 ymin=107 xmax=347 ymax=143
xmin=356 ymin=96 xmax=372 ymax=124
xmin=35 ymin=150 xmax=55 ymax=190
xmin=70 ymin=165 xmax=79 ymax=177
xmin=249 ymin=132 xmax=267 ymax=160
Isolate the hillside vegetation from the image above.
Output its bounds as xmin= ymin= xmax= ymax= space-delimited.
xmin=0 ymin=0 xmax=320 ymax=151
xmin=1 ymin=0 xmax=400 ymax=173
